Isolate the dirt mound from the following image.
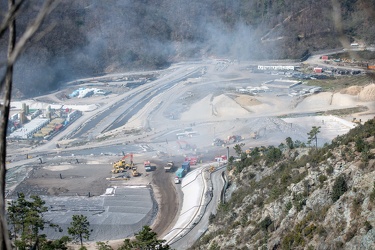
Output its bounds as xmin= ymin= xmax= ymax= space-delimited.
xmin=212 ymin=94 xmax=249 ymax=116
xmin=358 ymin=84 xmax=375 ymax=101
xmin=340 ymin=86 xmax=362 ymax=95
xmin=234 ymin=95 xmax=261 ymax=107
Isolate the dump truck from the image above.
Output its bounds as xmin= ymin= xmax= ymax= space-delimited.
xmin=144 ymin=161 xmax=152 ymax=172
xmin=182 ymin=161 xmax=190 ymax=172
xmin=176 ymin=168 xmax=186 ymax=178
xmin=212 ymin=138 xmax=226 ymax=147
xmin=184 ymin=156 xmax=198 ymax=165
xmin=164 ymin=161 xmax=174 ymax=172
xmin=215 ymin=155 xmax=227 ymax=162
xmin=226 ymin=135 xmax=242 ymax=144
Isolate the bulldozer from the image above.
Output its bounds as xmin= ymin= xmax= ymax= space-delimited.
xmin=131 ymin=167 xmax=140 ymax=177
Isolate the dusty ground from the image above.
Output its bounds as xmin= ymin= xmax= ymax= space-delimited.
xmin=8 ymin=153 xmax=178 ymax=247
xmin=6 ymin=60 xmax=375 ymax=247
xmin=12 ymin=162 xmax=110 ymax=197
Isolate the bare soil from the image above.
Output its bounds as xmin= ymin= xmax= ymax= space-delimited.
xmin=11 ymin=162 xmax=112 ymax=197
xmin=149 ymin=160 xmax=179 ymax=237
xmin=9 ymin=156 xmax=179 ymax=243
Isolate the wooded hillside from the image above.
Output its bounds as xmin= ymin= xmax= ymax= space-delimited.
xmin=1 ymin=0 xmax=374 ymax=97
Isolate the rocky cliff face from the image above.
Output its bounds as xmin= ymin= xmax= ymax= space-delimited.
xmin=192 ymin=119 xmax=375 ymax=249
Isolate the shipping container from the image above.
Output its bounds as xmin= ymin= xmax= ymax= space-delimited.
xmin=314 ymin=68 xmax=323 ymax=73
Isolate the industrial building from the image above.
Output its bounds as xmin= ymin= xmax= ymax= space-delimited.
xmin=257 ymin=65 xmax=295 ymax=71
xmin=9 ymin=118 xmax=49 ymax=139
xmin=8 ymin=103 xmax=82 ymax=140
xmin=263 ymin=79 xmax=302 ymax=88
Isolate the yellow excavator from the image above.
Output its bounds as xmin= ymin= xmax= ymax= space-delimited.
xmin=111 ymin=166 xmax=125 ymax=174
xmin=112 ymin=153 xmax=134 ymax=173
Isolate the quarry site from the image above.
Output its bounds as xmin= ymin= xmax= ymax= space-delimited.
xmin=5 ymin=55 xmax=375 ymax=248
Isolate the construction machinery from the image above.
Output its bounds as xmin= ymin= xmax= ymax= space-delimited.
xmin=144 ymin=161 xmax=152 ymax=172
xmin=226 ymin=135 xmax=242 ymax=144
xmin=174 ymin=177 xmax=181 ymax=184
xmin=250 ymin=131 xmax=258 ymax=139
xmin=112 ymin=153 xmax=133 ymax=170
xmin=131 ymin=166 xmax=140 ymax=177
xmin=111 ymin=153 xmax=134 ymax=173
xmin=111 ymin=161 xmax=125 ymax=174
xmin=184 ymin=156 xmax=199 ymax=165
xmin=111 ymin=166 xmax=125 ymax=174
xmin=212 ymin=138 xmax=226 ymax=147
xmin=164 ymin=161 xmax=174 ymax=172
xmin=215 ymin=155 xmax=227 ymax=162
xmin=176 ymin=168 xmax=186 ymax=178
xmin=352 ymin=118 xmax=362 ymax=125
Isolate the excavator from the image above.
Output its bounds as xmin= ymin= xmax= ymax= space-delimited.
xmin=112 ymin=153 xmax=134 ymax=173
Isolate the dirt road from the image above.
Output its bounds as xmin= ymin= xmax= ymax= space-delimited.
xmin=150 ymin=161 xmax=179 ymax=237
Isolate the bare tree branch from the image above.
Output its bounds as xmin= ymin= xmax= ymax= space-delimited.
xmin=0 ymin=0 xmax=24 ymax=39
xmin=0 ymin=1 xmax=59 ymax=249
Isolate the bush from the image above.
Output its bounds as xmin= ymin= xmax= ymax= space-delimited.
xmin=331 ymin=175 xmax=348 ymax=202
xmin=265 ymin=146 xmax=283 ymax=165
xmin=285 ymin=201 xmax=293 ymax=213
xmin=326 ymin=165 xmax=334 ymax=175
xmin=364 ymin=221 xmax=373 ymax=232
xmin=370 ymin=182 xmax=375 ymax=202
xmin=259 ymin=216 xmax=272 ymax=231
xmin=209 ymin=213 xmax=216 ymax=224
xmin=319 ymin=174 xmax=328 ymax=184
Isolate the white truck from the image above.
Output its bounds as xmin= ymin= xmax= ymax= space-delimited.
xmin=164 ymin=161 xmax=174 ymax=172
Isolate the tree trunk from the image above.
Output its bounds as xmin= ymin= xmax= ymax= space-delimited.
xmin=0 ymin=0 xmax=16 ymax=248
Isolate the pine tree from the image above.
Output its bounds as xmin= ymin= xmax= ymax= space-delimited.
xmin=68 ymin=215 xmax=91 ymax=247
xmin=307 ymin=126 xmax=321 ymax=148
xmin=119 ymin=225 xmax=170 ymax=250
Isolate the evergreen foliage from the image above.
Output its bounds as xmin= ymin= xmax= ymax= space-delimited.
xmin=118 ymin=225 xmax=170 ymax=250
xmin=307 ymin=126 xmax=321 ymax=148
xmin=7 ymin=193 xmax=62 ymax=249
xmin=68 ymin=215 xmax=91 ymax=246
xmin=332 ymin=175 xmax=348 ymax=202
